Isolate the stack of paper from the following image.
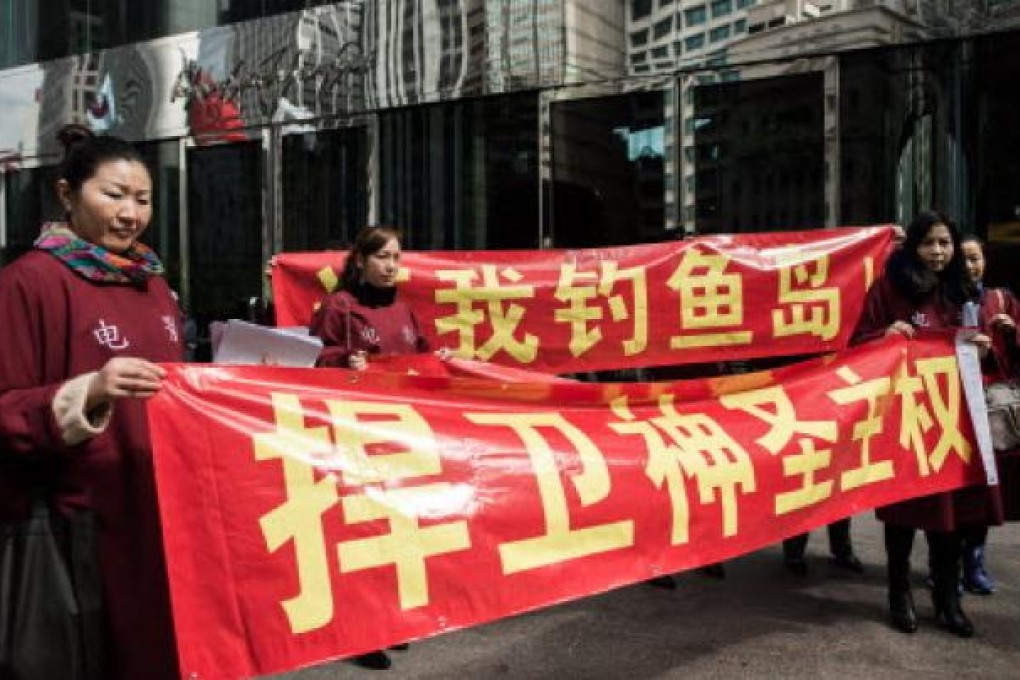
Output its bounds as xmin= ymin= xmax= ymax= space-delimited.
xmin=211 ymin=319 xmax=323 ymax=367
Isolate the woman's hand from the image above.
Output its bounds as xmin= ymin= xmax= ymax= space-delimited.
xmin=86 ymin=357 xmax=166 ymax=411
xmin=885 ymin=320 xmax=915 ymax=338
xmin=990 ymin=313 xmax=1016 ymax=333
xmin=434 ymin=347 xmax=453 ymax=361
xmin=968 ymin=332 xmax=992 ymax=358
xmin=348 ymin=350 xmax=368 ymax=371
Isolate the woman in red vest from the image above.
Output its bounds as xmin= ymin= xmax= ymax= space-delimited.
xmin=0 ymin=125 xmax=182 ymax=678
xmin=854 ymin=211 xmax=1001 ymax=638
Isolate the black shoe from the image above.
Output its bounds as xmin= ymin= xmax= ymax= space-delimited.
xmin=389 ymin=643 xmax=410 ymax=651
xmin=784 ymin=556 xmax=808 ymax=576
xmin=934 ymin=592 xmax=975 ymax=638
xmin=888 ymin=588 xmax=918 ymax=633
xmin=697 ymin=563 xmax=726 ymax=579
xmin=645 ymin=574 xmax=677 ymax=589
xmin=353 ymin=650 xmax=392 ymax=670
xmin=830 ymin=552 xmax=864 ymax=573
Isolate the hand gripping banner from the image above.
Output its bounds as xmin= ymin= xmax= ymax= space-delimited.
xmin=270 ymin=226 xmax=893 ymax=373
xmin=148 ymin=334 xmax=985 ymax=678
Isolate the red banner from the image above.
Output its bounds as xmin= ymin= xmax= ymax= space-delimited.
xmin=271 ymin=226 xmax=893 ymax=373
xmin=148 ymin=334 xmax=984 ymax=679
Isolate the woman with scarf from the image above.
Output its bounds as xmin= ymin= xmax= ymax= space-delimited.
xmin=0 ymin=125 xmax=182 ymax=677
xmin=854 ymin=212 xmax=1002 ymax=639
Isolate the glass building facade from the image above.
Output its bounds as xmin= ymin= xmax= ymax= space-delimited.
xmin=3 ymin=0 xmax=1020 ymax=354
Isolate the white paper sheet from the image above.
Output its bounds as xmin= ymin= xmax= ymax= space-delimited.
xmin=212 ymin=319 xmax=322 ymax=367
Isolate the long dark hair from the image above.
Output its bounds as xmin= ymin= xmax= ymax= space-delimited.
xmin=887 ymin=211 xmax=976 ymax=305
xmin=339 ymin=225 xmax=402 ymax=291
xmin=56 ymin=123 xmax=147 ymax=195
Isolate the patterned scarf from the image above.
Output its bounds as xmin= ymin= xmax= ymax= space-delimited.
xmin=34 ymin=222 xmax=164 ymax=284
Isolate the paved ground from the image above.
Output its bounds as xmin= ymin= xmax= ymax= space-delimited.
xmin=277 ymin=514 xmax=1019 ymax=679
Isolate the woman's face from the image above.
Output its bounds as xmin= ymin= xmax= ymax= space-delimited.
xmin=916 ymin=223 xmax=954 ymax=273
xmin=59 ymin=159 xmax=153 ymax=253
xmin=358 ymin=236 xmax=401 ymax=288
xmin=961 ymin=240 xmax=985 ymax=283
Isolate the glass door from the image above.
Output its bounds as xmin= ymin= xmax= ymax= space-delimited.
xmin=184 ymin=139 xmax=265 ymax=360
xmin=281 ymin=126 xmax=368 ymax=252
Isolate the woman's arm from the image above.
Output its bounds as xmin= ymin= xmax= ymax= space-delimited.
xmin=0 ymin=269 xmax=106 ymax=454
xmin=310 ymin=293 xmax=361 ymax=368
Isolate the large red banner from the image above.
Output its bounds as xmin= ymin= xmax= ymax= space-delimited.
xmin=148 ymin=334 xmax=984 ymax=679
xmin=271 ymin=226 xmax=893 ymax=373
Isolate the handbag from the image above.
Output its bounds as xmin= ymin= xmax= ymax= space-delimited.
xmin=0 ymin=501 xmax=105 ymax=680
xmin=983 ymin=288 xmax=1020 ymax=452
xmin=986 ymin=380 xmax=1020 ymax=452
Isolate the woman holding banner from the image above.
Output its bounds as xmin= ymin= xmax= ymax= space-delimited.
xmin=948 ymin=235 xmax=1020 ymax=594
xmin=0 ymin=126 xmax=182 ymax=677
xmin=311 ymin=225 xmax=430 ymax=372
xmin=310 ymin=225 xmax=427 ymax=670
xmin=854 ymin=212 xmax=1001 ymax=638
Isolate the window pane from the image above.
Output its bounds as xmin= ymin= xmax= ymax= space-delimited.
xmin=186 ymin=141 xmax=264 ymax=359
xmin=1 ymin=0 xmax=340 ymax=69
xmin=550 ymin=91 xmax=666 ymax=247
xmin=2 ymin=165 xmax=60 ymax=263
xmin=378 ymin=93 xmax=539 ymax=250
xmin=684 ymin=6 xmax=708 ymax=26
xmin=692 ymin=73 xmax=825 ymax=233
xmin=282 ymin=128 xmax=368 ymax=252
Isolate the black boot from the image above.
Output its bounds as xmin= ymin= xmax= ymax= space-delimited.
xmin=783 ymin=533 xmax=809 ymax=575
xmin=885 ymin=524 xmax=917 ymax=633
xmin=645 ymin=574 xmax=677 ymax=589
xmin=696 ymin=562 xmax=726 ymax=578
xmin=353 ymin=650 xmax=392 ymax=670
xmin=828 ymin=519 xmax=863 ymax=572
xmin=928 ymin=531 xmax=974 ymax=638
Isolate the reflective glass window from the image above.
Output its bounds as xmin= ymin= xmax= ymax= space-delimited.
xmin=186 ymin=140 xmax=264 ymax=359
xmin=378 ymin=93 xmax=539 ymax=250
xmin=1 ymin=0 xmax=342 ymax=69
xmin=2 ymin=165 xmax=60 ymax=264
xmin=653 ymin=18 xmax=674 ymax=40
xmin=549 ymin=91 xmax=666 ymax=247
xmin=632 ymin=0 xmax=654 ymax=21
xmin=711 ymin=0 xmax=734 ymax=17
xmin=282 ymin=127 xmax=368 ymax=252
xmin=684 ymin=6 xmax=708 ymax=26
xmin=692 ymin=73 xmax=824 ymax=233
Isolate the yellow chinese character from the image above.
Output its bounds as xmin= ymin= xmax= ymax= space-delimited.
xmin=773 ymin=439 xmax=835 ymax=515
xmin=827 ymin=367 xmax=895 ymax=490
xmin=720 ymin=385 xmax=838 ymax=454
xmin=894 ymin=356 xmax=971 ymax=476
xmin=771 ymin=253 xmax=839 ymax=340
xmin=327 ymin=400 xmax=471 ymax=610
xmin=435 ymin=265 xmax=539 ymax=362
xmin=253 ymin=393 xmax=340 ymax=634
xmin=465 ymin=412 xmax=634 ymax=574
xmin=337 ymin=484 xmax=471 ymax=610
xmin=667 ymin=248 xmax=752 ymax=349
xmin=720 ymin=386 xmax=838 ymax=515
xmin=553 ymin=261 xmax=649 ymax=358
xmin=610 ymin=395 xmax=756 ymax=542
xmin=325 ymin=400 xmax=443 ymax=484
xmin=554 ymin=263 xmax=602 ymax=357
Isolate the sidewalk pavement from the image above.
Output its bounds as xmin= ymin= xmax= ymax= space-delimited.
xmin=278 ymin=514 xmax=1019 ymax=679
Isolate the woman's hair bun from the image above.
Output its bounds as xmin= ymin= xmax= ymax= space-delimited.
xmin=56 ymin=123 xmax=95 ymax=154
